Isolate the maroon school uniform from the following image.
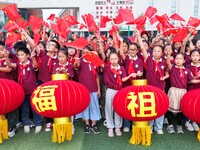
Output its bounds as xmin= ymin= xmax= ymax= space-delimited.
xmin=172 ymin=49 xmax=179 ymax=58
xmin=184 ymin=52 xmax=191 ymax=66
xmin=103 ymin=64 xmax=127 ymax=90
xmin=137 ymin=51 xmax=151 ymax=60
xmin=52 ymin=62 xmax=74 ymax=77
xmin=0 ymin=59 xmax=9 ymax=79
xmin=163 ymin=55 xmax=175 ymax=65
xmin=170 ymin=66 xmax=193 ymax=89
xmin=17 ymin=60 xmax=37 ymax=94
xmin=186 ymin=63 xmax=200 ymax=90
xmin=145 ymin=56 xmax=168 ymax=90
xmin=38 ymin=50 xmax=58 ymax=82
xmin=123 ymin=55 xmax=144 ymax=86
xmin=78 ymin=58 xmax=98 ymax=92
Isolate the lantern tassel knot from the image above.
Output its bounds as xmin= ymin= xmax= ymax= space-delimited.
xmin=52 ymin=117 xmax=72 ymax=143
xmin=129 ymin=121 xmax=151 ymax=146
xmin=0 ymin=115 xmax=9 ymax=144
xmin=198 ymin=129 xmax=200 ymax=142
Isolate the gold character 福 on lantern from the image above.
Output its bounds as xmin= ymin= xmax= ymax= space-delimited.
xmin=32 ymin=85 xmax=58 ymax=112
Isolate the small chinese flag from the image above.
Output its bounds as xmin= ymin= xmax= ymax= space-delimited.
xmin=134 ymin=16 xmax=147 ymax=30
xmin=65 ymin=15 xmax=79 ymax=27
xmin=150 ymin=16 xmax=158 ymax=25
xmin=28 ymin=15 xmax=43 ymax=34
xmin=170 ymin=13 xmax=185 ymax=22
xmin=47 ymin=14 xmax=55 ymax=21
xmin=2 ymin=4 xmax=21 ymax=21
xmin=79 ymin=23 xmax=87 ymax=30
xmin=82 ymin=14 xmax=99 ymax=32
xmin=34 ymin=33 xmax=41 ymax=46
xmin=73 ymin=37 xmax=89 ymax=49
xmin=118 ymin=8 xmax=134 ymax=22
xmin=173 ymin=27 xmax=188 ymax=42
xmin=83 ymin=52 xmax=104 ymax=67
xmin=187 ymin=17 xmax=200 ymax=28
xmin=100 ymin=15 xmax=112 ymax=28
xmin=113 ymin=13 xmax=124 ymax=24
xmin=16 ymin=19 xmax=28 ymax=30
xmin=144 ymin=6 xmax=157 ymax=19
xmin=5 ymin=32 xmax=21 ymax=44
xmin=4 ymin=20 xmax=18 ymax=32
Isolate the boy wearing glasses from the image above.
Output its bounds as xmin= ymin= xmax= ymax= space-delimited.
xmin=35 ymin=39 xmax=60 ymax=132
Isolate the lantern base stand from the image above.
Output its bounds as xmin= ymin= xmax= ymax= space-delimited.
xmin=52 ymin=117 xmax=72 ymax=143
xmin=198 ymin=129 xmax=200 ymax=142
xmin=0 ymin=115 xmax=8 ymax=144
xmin=129 ymin=121 xmax=151 ymax=146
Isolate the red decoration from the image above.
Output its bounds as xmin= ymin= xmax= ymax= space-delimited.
xmin=83 ymin=52 xmax=104 ymax=67
xmin=181 ymin=89 xmax=200 ymax=123
xmin=0 ymin=79 xmax=24 ymax=115
xmin=31 ymin=79 xmax=90 ymax=118
xmin=113 ymin=83 xmax=169 ymax=121
xmin=181 ymin=89 xmax=200 ymax=142
xmin=2 ymin=4 xmax=21 ymax=21
xmin=144 ymin=6 xmax=157 ymax=19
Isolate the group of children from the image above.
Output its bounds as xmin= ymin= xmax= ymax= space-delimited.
xmin=0 ymin=27 xmax=200 ymax=139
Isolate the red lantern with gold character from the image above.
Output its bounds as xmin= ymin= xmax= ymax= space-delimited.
xmin=0 ymin=79 xmax=24 ymax=144
xmin=113 ymin=80 xmax=169 ymax=146
xmin=180 ymin=89 xmax=200 ymax=142
xmin=31 ymin=74 xmax=90 ymax=143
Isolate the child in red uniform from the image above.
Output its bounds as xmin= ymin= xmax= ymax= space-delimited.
xmin=0 ymin=41 xmax=17 ymax=137
xmin=103 ymin=51 xmax=135 ymax=137
xmin=136 ymin=29 xmax=169 ymax=134
xmin=185 ymin=49 xmax=200 ymax=131
xmin=74 ymin=46 xmax=101 ymax=134
xmin=36 ymin=40 xmax=60 ymax=131
xmin=118 ymin=35 xmax=144 ymax=132
xmin=52 ymin=48 xmax=74 ymax=77
xmin=166 ymin=52 xmax=200 ymax=134
xmin=6 ymin=47 xmax=43 ymax=134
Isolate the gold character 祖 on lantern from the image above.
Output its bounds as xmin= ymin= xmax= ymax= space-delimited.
xmin=127 ymin=92 xmax=157 ymax=117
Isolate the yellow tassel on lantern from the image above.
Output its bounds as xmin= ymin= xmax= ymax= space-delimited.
xmin=198 ymin=129 xmax=200 ymax=142
xmin=129 ymin=79 xmax=151 ymax=146
xmin=0 ymin=115 xmax=8 ymax=144
xmin=51 ymin=74 xmax=72 ymax=143
xmin=52 ymin=117 xmax=72 ymax=143
xmin=129 ymin=121 xmax=151 ymax=146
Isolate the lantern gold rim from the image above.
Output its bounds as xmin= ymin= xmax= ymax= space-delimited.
xmin=131 ymin=79 xmax=147 ymax=86
xmin=54 ymin=117 xmax=71 ymax=124
xmin=52 ymin=74 xmax=69 ymax=80
xmin=134 ymin=121 xmax=150 ymax=127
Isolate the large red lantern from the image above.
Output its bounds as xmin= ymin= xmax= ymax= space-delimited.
xmin=0 ymin=79 xmax=24 ymax=144
xmin=31 ymin=74 xmax=90 ymax=143
xmin=180 ymin=89 xmax=200 ymax=142
xmin=113 ymin=80 xmax=169 ymax=146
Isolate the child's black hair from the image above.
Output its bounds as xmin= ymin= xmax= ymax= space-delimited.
xmin=0 ymin=41 xmax=5 ymax=47
xmin=58 ymin=48 xmax=68 ymax=57
xmin=190 ymin=49 xmax=200 ymax=56
xmin=130 ymin=42 xmax=139 ymax=49
xmin=123 ymin=37 xmax=131 ymax=47
xmin=108 ymin=51 xmax=118 ymax=60
xmin=38 ymin=41 xmax=46 ymax=48
xmin=17 ymin=47 xmax=30 ymax=55
xmin=13 ymin=41 xmax=26 ymax=50
xmin=154 ymin=45 xmax=164 ymax=52
xmin=175 ymin=52 xmax=185 ymax=60
xmin=50 ymin=40 xmax=60 ymax=50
